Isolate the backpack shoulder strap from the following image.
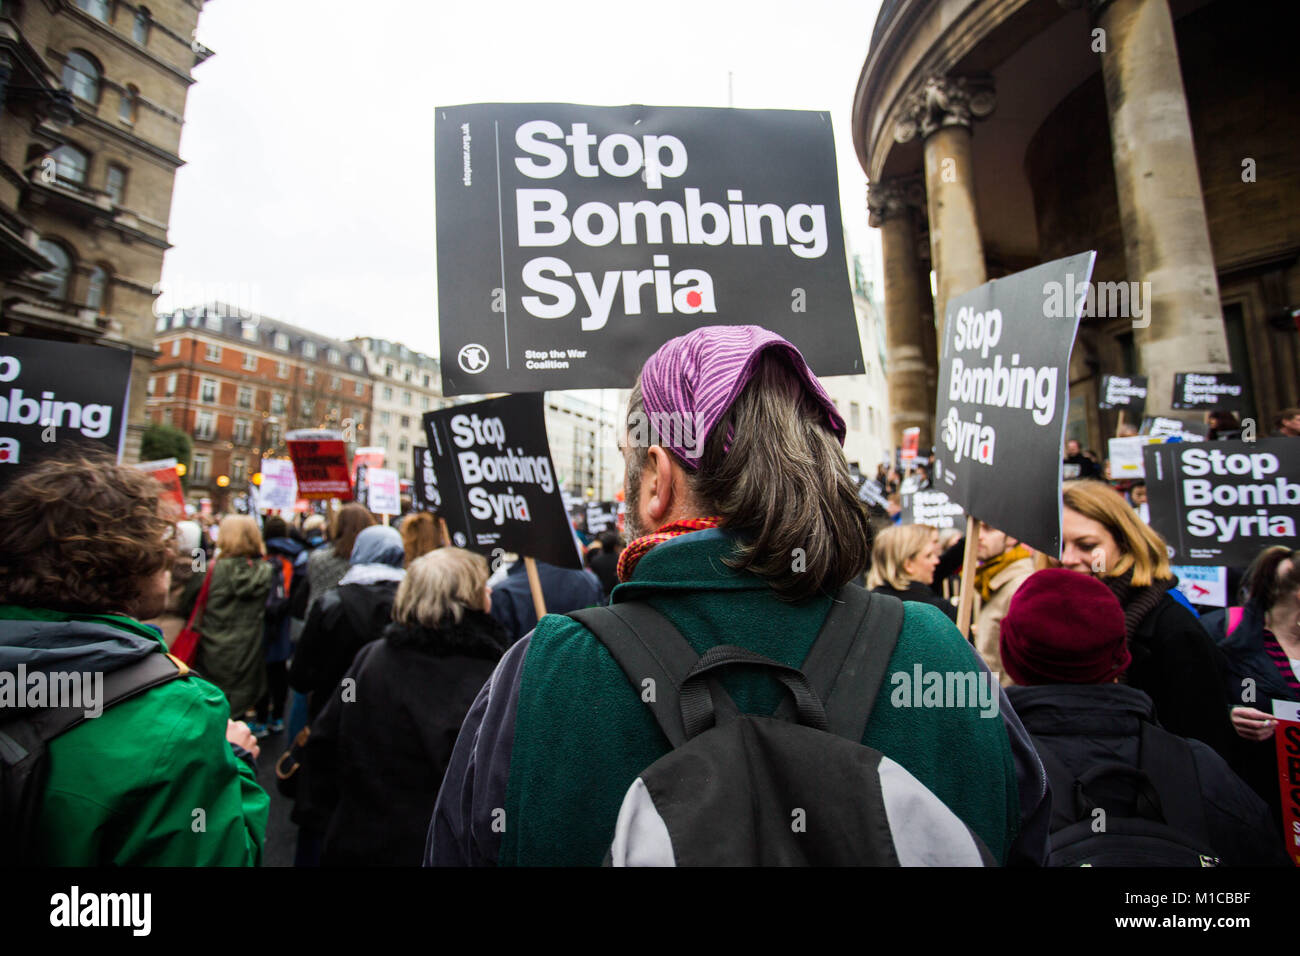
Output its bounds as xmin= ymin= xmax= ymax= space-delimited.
xmin=4 ymin=651 xmax=189 ymax=744
xmin=776 ymin=585 xmax=904 ymax=744
xmin=569 ymin=603 xmax=701 ymax=748
xmin=1135 ymin=719 xmax=1212 ymax=847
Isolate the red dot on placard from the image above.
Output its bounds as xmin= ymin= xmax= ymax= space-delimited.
xmin=686 ymin=291 xmax=702 ymax=308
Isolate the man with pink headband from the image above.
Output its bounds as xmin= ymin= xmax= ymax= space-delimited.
xmin=427 ymin=325 xmax=1049 ymax=866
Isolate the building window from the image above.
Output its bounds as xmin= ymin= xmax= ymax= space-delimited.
xmin=165 ymin=372 xmax=177 ymax=396
xmin=400 ymin=415 xmax=410 ymax=428
xmin=277 ymin=361 xmax=289 ymax=378
xmin=379 ymin=411 xmax=391 ymax=425
xmin=304 ymin=368 xmax=316 ymax=386
xmin=204 ymin=344 xmax=222 ymax=363
xmin=240 ymin=322 xmax=257 ymax=343
xmin=146 ymin=376 xmax=155 ymax=396
xmin=62 ymin=51 xmax=101 ymax=104
xmin=119 ymin=85 xmax=138 ymax=124
xmin=349 ymin=356 xmax=364 ymax=372
xmin=404 ymin=368 xmax=413 ymax=382
xmin=163 ymin=407 xmax=173 ymax=425
xmin=330 ymin=375 xmax=341 ymax=391
xmin=382 ymin=386 xmax=393 ymax=401
xmin=271 ymin=392 xmax=286 ymax=415
xmin=50 ymin=145 xmax=89 ymax=186
xmin=378 ymin=433 xmax=389 ymax=450
xmin=242 ymin=352 xmax=258 ymax=371
xmin=237 ymin=386 xmax=253 ymax=409
xmin=301 ymin=398 xmax=314 ymax=417
xmin=850 ymin=402 xmax=861 ymax=431
xmin=76 ymin=0 xmax=111 ymax=23
xmin=35 ymin=241 xmax=71 ymax=299
xmin=302 ymin=341 xmax=317 ymax=360
xmin=172 ymin=340 xmax=181 ymax=357
xmin=273 ymin=332 xmax=289 ymax=351
xmin=195 ymin=413 xmax=215 ymax=440
xmin=105 ymin=164 xmax=127 ymax=204
xmin=384 ymin=363 xmax=394 ymax=377
xmin=192 ymin=453 xmax=210 ymax=481
xmin=231 ymin=458 xmax=246 ymax=483
xmin=423 ymin=374 xmax=431 ymax=388
xmin=402 ymin=391 xmax=412 ymax=407
xmin=420 ymin=396 xmax=430 ymax=410
xmin=133 ymin=8 xmax=150 ymax=45
xmin=353 ymin=380 xmax=364 ymax=396
xmin=233 ymin=418 xmax=251 ymax=443
xmin=398 ymin=436 xmax=408 ymax=453
xmin=200 ymin=378 xmax=217 ymax=403
xmin=85 ymin=266 xmax=108 ymax=311
xmin=327 ymin=348 xmax=340 ymax=365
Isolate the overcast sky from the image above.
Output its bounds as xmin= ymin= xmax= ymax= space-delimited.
xmin=160 ymin=0 xmax=884 ymax=359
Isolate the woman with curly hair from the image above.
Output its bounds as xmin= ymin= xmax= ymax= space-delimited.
xmin=0 ymin=453 xmax=268 ymax=865
xmin=196 ymin=515 xmax=273 ymax=722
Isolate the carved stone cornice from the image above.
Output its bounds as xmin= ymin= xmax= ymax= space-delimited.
xmin=893 ymin=75 xmax=996 ymax=144
xmin=866 ymin=175 xmax=925 ymax=227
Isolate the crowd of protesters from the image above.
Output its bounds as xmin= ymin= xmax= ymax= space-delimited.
xmin=0 ymin=329 xmax=1296 ymax=868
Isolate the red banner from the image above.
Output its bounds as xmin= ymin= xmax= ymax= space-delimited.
xmin=136 ymin=458 xmax=185 ymax=520
xmin=1276 ymin=717 xmax=1300 ymax=866
xmin=287 ymin=431 xmax=352 ymax=500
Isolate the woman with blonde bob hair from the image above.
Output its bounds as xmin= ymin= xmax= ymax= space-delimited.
xmin=867 ymin=523 xmax=956 ymax=622
xmin=1047 ymin=480 xmax=1234 ymax=760
xmin=301 ymin=548 xmax=508 ymax=866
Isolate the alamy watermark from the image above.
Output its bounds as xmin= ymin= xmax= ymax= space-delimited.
xmin=889 ymin=665 xmax=1000 ymax=719
xmin=1043 ymin=276 xmax=1153 ymax=328
xmin=0 ymin=666 xmax=103 ymax=719
xmin=624 ymin=409 xmax=707 ymax=458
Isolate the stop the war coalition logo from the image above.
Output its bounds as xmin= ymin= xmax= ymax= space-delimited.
xmin=1144 ymin=439 xmax=1298 ymax=566
xmin=0 ymin=336 xmax=132 ymax=490
xmin=434 ymin=103 xmax=861 ymax=394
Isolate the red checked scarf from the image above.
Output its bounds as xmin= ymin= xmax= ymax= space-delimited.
xmin=616 ymin=516 xmax=724 ymax=583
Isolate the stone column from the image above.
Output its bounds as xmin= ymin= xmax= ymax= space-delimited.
xmin=1093 ymin=0 xmax=1229 ymax=415
xmin=868 ymin=177 xmax=931 ymax=449
xmin=895 ymin=75 xmax=995 ymax=342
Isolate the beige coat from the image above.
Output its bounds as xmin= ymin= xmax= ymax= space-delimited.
xmin=973 ymin=555 xmax=1036 ymax=686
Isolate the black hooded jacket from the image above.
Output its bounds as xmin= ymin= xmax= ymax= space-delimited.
xmin=1008 ymin=683 xmax=1289 ymax=866
xmin=302 ymin=610 xmax=508 ymax=866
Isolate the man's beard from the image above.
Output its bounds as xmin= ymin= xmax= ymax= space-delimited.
xmin=623 ymin=460 xmax=647 ymax=541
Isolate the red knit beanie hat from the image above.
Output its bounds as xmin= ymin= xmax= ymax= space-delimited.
xmin=999 ymin=568 xmax=1131 ymax=685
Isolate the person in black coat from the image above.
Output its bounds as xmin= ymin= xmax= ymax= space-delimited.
xmin=1057 ymin=480 xmax=1236 ymax=762
xmin=290 ymin=525 xmax=406 ymax=721
xmin=1002 ymin=569 xmax=1288 ymax=866
xmin=867 ymin=522 xmax=957 ymax=622
xmin=301 ymin=547 xmax=507 ymax=866
xmin=586 ymin=530 xmax=623 ymax=601
xmin=490 ymin=557 xmax=603 ymax=644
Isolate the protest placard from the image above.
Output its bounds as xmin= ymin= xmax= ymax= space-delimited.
xmin=1171 ymin=372 xmax=1245 ymax=411
xmin=903 ymin=489 xmax=965 ymax=530
xmin=0 ymin=336 xmax=133 ymax=490
xmin=1170 ymin=565 xmax=1228 ymax=608
xmin=585 ymin=500 xmax=619 ymax=535
xmin=366 ymin=467 xmax=401 ymax=516
xmin=1272 ymin=703 xmax=1300 ymax=866
xmin=932 ymin=252 xmax=1096 ymax=558
xmin=423 ymin=393 xmax=580 ymax=570
xmin=1108 ymin=435 xmax=1170 ymax=479
xmin=136 ymin=458 xmax=185 ymax=518
xmin=856 ymin=478 xmax=889 ymax=511
xmin=1098 ymin=374 xmax=1148 ymax=415
xmin=900 ymin=427 xmax=920 ymax=465
xmin=285 ymin=430 xmax=352 ymax=499
xmin=258 ymin=458 xmax=298 ymax=512
xmin=434 ymin=103 xmax=861 ymax=394
xmin=411 ymin=445 xmax=440 ymax=512
xmin=1143 ymin=438 xmax=1298 ymax=566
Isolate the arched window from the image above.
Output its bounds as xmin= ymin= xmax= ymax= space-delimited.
xmin=86 ymin=265 xmax=109 ymax=311
xmin=119 ymin=84 xmax=138 ymax=123
xmin=62 ymin=51 xmax=101 ymax=104
xmin=133 ymin=8 xmax=151 ymax=45
xmin=35 ymin=241 xmax=72 ymax=300
xmin=50 ymin=144 xmax=89 ymax=186
xmin=76 ymin=0 xmax=111 ymax=23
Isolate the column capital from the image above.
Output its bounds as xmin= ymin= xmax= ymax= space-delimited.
xmin=894 ymin=75 xmax=996 ymax=144
xmin=866 ymin=175 xmax=924 ymax=227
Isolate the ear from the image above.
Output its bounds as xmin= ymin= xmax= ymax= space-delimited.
xmin=643 ymin=445 xmax=677 ymax=526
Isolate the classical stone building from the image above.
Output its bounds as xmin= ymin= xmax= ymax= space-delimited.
xmin=150 ymin=305 xmax=373 ymax=510
xmin=352 ymin=337 xmax=458 ymax=482
xmin=0 ymin=0 xmax=208 ymax=462
xmin=857 ymin=0 xmax=1300 ymax=452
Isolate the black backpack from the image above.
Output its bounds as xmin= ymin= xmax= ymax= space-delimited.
xmin=1031 ymin=721 xmax=1221 ymax=867
xmin=570 ymin=585 xmax=995 ymax=866
xmin=0 ymin=652 xmax=187 ymax=866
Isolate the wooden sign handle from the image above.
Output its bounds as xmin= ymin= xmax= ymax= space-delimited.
xmin=955 ymin=514 xmax=979 ymax=640
xmin=524 ymin=555 xmax=547 ymax=621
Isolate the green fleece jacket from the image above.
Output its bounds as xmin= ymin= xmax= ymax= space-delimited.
xmin=499 ymin=529 xmax=1020 ymax=865
xmin=0 ymin=605 xmax=269 ymax=866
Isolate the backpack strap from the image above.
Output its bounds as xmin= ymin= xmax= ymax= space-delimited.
xmin=775 ymin=586 xmax=904 ymax=744
xmin=569 ymin=603 xmax=703 ymax=748
xmin=1134 ymin=719 xmax=1212 ymax=848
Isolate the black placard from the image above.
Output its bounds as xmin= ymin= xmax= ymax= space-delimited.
xmin=411 ymin=445 xmax=440 ymax=513
xmin=422 ymin=393 xmax=580 ymax=569
xmin=585 ymin=500 xmax=618 ymax=536
xmin=0 ymin=336 xmax=133 ymax=491
xmin=903 ymin=489 xmax=966 ymax=530
xmin=1143 ymin=438 xmax=1298 ymax=566
xmin=1098 ymin=373 xmax=1147 ymax=413
xmin=434 ymin=103 xmax=861 ymax=394
xmin=932 ymin=252 xmax=1096 ymax=557
xmin=1171 ymin=372 xmax=1245 ymax=411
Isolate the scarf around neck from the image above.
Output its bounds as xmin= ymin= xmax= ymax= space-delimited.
xmin=616 ymin=517 xmax=724 ymax=583
xmin=973 ymin=545 xmax=1032 ymax=602
xmin=1103 ymin=567 xmax=1174 ymax=639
